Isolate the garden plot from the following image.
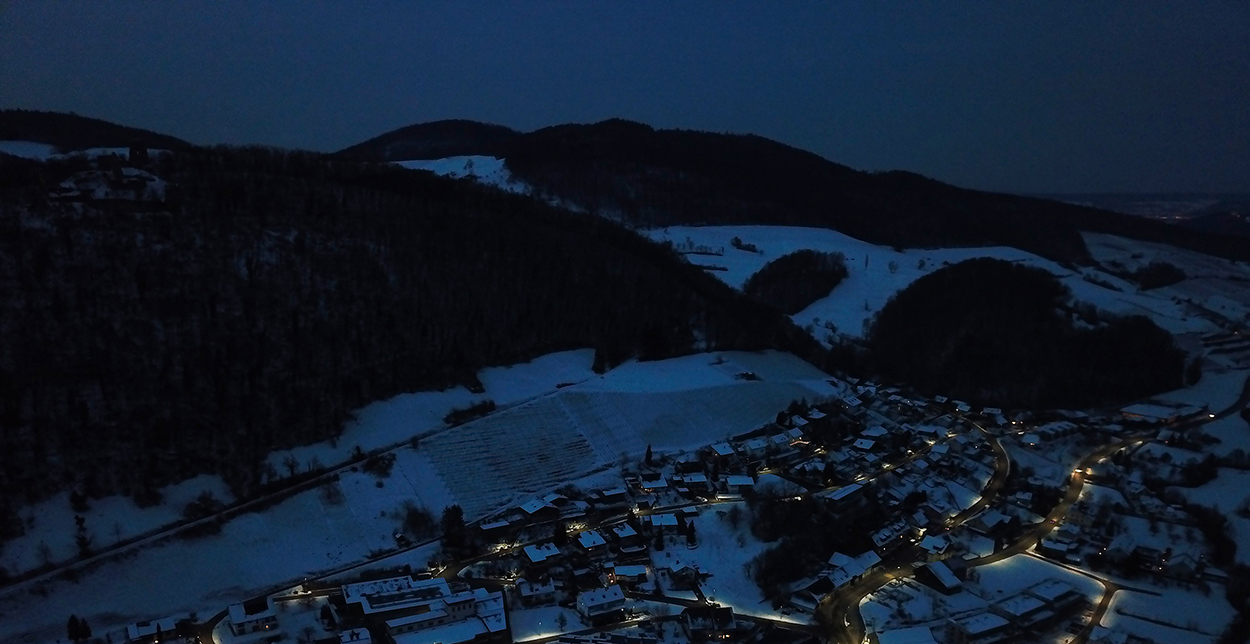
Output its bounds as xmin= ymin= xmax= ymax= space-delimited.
xmin=422 ymin=397 xmax=598 ymax=519
xmin=422 ymin=374 xmax=833 ymax=519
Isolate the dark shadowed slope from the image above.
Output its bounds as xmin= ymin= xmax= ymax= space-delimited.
xmin=340 ymin=118 xmax=1250 ymax=265
xmin=337 ymin=119 xmax=519 ymax=162
xmin=0 ymin=109 xmax=194 ymax=152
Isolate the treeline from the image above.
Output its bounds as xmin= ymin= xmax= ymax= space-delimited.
xmin=340 ymin=117 xmax=1250 ymax=266
xmin=0 ymin=146 xmax=823 ymax=509
xmin=0 ymin=109 xmax=193 ymax=153
xmin=742 ymin=250 xmax=848 ymax=314
xmin=867 ymin=258 xmax=1184 ymax=408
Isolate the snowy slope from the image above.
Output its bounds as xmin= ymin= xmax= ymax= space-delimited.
xmin=0 ymin=350 xmax=831 ymax=644
xmin=644 ymin=225 xmax=1231 ymax=340
xmin=396 ymin=156 xmax=531 ymax=195
xmin=0 ymin=140 xmax=57 ymax=159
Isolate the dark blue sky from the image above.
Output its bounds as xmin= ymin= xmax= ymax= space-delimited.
xmin=2 ymin=2 xmax=1247 ymax=194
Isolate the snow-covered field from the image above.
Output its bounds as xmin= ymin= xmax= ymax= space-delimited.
xmin=0 ymin=350 xmax=831 ymax=644
xmin=654 ymin=505 xmax=775 ymax=620
xmin=266 ymin=349 xmax=597 ymax=474
xmin=1174 ymin=468 xmax=1250 ymax=565
xmin=1 ymin=475 xmax=234 ymax=575
xmin=642 ymin=226 xmax=1236 ymax=341
xmin=970 ymin=554 xmax=1101 ymax=601
xmin=1103 ymin=586 xmax=1235 ymax=644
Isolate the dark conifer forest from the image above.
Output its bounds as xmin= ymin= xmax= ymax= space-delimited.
xmin=743 ymin=250 xmax=849 ymax=315
xmin=867 ymin=258 xmax=1185 ymax=408
xmin=0 ymin=146 xmax=820 ymax=505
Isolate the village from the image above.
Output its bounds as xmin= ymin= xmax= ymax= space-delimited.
xmin=113 ymin=353 xmax=1249 ymax=644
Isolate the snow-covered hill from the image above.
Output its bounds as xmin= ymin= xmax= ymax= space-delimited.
xmin=644 ymin=225 xmax=1250 ymax=344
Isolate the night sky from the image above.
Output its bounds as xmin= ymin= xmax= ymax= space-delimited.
xmin=2 ymin=2 xmax=1247 ymax=194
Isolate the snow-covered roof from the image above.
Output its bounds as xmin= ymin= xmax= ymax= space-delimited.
xmin=785 ymin=427 xmax=805 ymax=441
xmin=877 ymin=626 xmax=937 ymax=644
xmin=523 ymin=542 xmax=560 ymax=563
xmin=520 ymin=498 xmax=552 ymax=514
xmin=745 ymin=438 xmax=769 ymax=450
xmin=919 ymin=534 xmax=950 ymax=554
xmin=711 ymin=442 xmax=735 ymax=456
xmin=1029 ymin=579 xmax=1077 ymax=603
xmin=725 ymin=475 xmax=754 ymax=487
xmin=390 ymin=615 xmax=485 ymax=644
xmin=516 ymin=577 xmax=555 ymax=597
xmin=577 ymin=530 xmax=607 ymax=549
xmin=955 ymin=613 xmax=1009 ymax=635
xmin=855 ymin=550 xmax=882 ymax=569
xmin=641 ymin=478 xmax=669 ymax=490
xmin=611 ymin=564 xmax=648 ymax=578
xmin=863 ymin=425 xmax=888 ymax=438
xmin=228 ymin=597 xmax=276 ymax=624
xmin=611 ymin=523 xmax=638 ymax=539
xmin=790 ymin=416 xmax=809 ymax=427
xmin=824 ymin=482 xmax=862 ymax=501
xmin=577 ymin=584 xmax=625 ymax=608
xmin=853 ymin=438 xmax=875 ymax=450
xmin=997 ymin=593 xmax=1045 ymax=617
xmin=924 ymin=561 xmax=960 ymax=590
xmin=808 ymin=409 xmax=827 ymax=419
xmin=650 ymin=513 xmax=678 ymax=527
xmin=127 ymin=617 xmax=178 ymax=641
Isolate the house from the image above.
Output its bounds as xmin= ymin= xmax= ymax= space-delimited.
xmin=576 ymin=530 xmax=609 ymax=558
xmin=648 ymin=513 xmax=678 ymax=532
xmin=523 ymin=542 xmax=562 ymax=567
xmin=724 ymin=474 xmax=755 ymax=494
xmin=607 ymin=564 xmax=649 ymax=587
xmin=515 ymin=578 xmax=556 ymax=606
xmin=125 ymin=617 xmax=178 ymax=644
xmin=853 ymin=438 xmax=876 ymax=452
xmin=640 ymin=476 xmax=670 ymax=493
xmin=1027 ymin=580 xmax=1083 ymax=611
xmin=918 ymin=534 xmax=951 ymax=561
xmin=387 ymin=587 xmax=508 ymax=644
xmin=916 ymin=561 xmax=961 ymax=595
xmin=576 ymin=585 xmax=626 ymax=621
xmin=610 ymin=522 xmax=640 ymax=545
xmin=707 ymin=443 xmax=736 ymax=464
xmin=342 ymin=576 xmax=452 ymax=621
xmin=946 ymin=613 xmax=1011 ymax=644
xmin=992 ymin=593 xmax=1049 ymax=629
xmin=877 ymin=626 xmax=938 ymax=644
xmin=680 ymin=605 xmax=738 ymax=643
xmin=591 ymin=488 xmax=629 ymax=508
xmin=863 ymin=426 xmax=889 ymax=439
xmin=227 ymin=597 xmax=278 ymax=637
xmin=519 ymin=498 xmax=561 ymax=522
xmin=743 ymin=438 xmax=770 ymax=458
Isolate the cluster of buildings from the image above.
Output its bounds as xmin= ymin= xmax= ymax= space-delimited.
xmin=216 ymin=575 xmax=507 ymax=644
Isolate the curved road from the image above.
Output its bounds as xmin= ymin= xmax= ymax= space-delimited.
xmin=820 ymin=371 xmax=1250 ymax=644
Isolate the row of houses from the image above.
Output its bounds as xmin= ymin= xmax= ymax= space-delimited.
xmin=944 ymin=580 xmax=1087 ymax=644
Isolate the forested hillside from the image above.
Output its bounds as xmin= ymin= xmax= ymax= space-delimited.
xmin=0 ymin=147 xmax=822 ymax=509
xmin=342 ymin=118 xmax=1250 ymax=266
xmin=867 ymin=258 xmax=1185 ymax=408
xmin=0 ymin=109 xmax=193 ymax=152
